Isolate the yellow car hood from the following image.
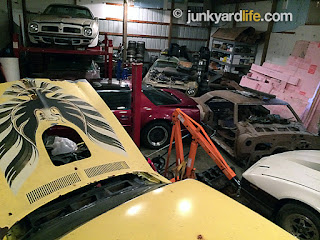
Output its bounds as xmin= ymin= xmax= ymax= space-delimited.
xmin=63 ymin=179 xmax=294 ymax=240
xmin=0 ymin=79 xmax=168 ymax=230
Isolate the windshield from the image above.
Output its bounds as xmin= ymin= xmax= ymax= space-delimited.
xmin=143 ymin=87 xmax=180 ymax=105
xmin=206 ymin=97 xmax=299 ymax=127
xmin=5 ymin=174 xmax=165 ymax=240
xmin=44 ymin=5 xmax=93 ymax=19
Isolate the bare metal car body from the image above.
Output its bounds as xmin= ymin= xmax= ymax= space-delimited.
xmin=143 ymin=57 xmax=198 ymax=97
xmin=194 ymin=90 xmax=320 ymax=165
xmin=28 ymin=4 xmax=99 ymax=47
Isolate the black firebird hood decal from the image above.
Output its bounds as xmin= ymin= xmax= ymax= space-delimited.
xmin=0 ymin=79 xmax=126 ymax=193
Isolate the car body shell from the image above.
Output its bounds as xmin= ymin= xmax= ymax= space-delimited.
xmin=242 ymin=150 xmax=320 ymax=217
xmin=28 ymin=4 xmax=99 ymax=47
xmin=193 ymin=90 xmax=320 ymax=163
xmin=0 ymin=79 xmax=294 ymax=240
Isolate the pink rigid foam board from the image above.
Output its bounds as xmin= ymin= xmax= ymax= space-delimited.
xmin=240 ymin=40 xmax=320 ymax=133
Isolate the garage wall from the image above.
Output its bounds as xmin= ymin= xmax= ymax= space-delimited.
xmin=94 ymin=3 xmax=171 ymax=61
xmin=26 ymin=0 xmax=74 ymax=13
xmin=93 ymin=1 xmax=208 ymax=60
xmin=170 ymin=1 xmax=209 ymax=54
xmin=266 ymin=25 xmax=320 ymax=65
xmin=212 ymin=1 xmax=272 ymax=65
xmin=265 ymin=0 xmax=320 ymax=65
xmin=213 ymin=0 xmax=320 ymax=67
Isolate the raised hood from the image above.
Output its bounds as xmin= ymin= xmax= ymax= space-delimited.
xmin=243 ymin=150 xmax=320 ymax=192
xmin=32 ymin=15 xmax=93 ymax=26
xmin=0 ymin=79 xmax=168 ymax=229
xmin=62 ymin=179 xmax=294 ymax=240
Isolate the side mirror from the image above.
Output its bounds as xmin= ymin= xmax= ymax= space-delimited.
xmin=94 ymin=17 xmax=99 ymax=21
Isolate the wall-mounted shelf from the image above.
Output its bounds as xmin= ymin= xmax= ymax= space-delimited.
xmin=211 ymin=48 xmax=256 ymax=57
xmin=211 ymin=37 xmax=257 ymax=73
xmin=210 ymin=57 xmax=251 ymax=68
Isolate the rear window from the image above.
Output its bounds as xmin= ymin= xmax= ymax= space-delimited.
xmin=99 ymin=91 xmax=131 ymax=110
xmin=143 ymin=88 xmax=180 ymax=106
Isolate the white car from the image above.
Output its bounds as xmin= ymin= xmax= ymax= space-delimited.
xmin=28 ymin=4 xmax=99 ymax=47
xmin=242 ymin=150 xmax=320 ymax=240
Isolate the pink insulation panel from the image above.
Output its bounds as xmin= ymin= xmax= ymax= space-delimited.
xmin=240 ymin=40 xmax=320 ymax=133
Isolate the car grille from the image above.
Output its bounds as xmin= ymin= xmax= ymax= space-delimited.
xmin=64 ymin=27 xmax=81 ymax=33
xmin=40 ymin=25 xmax=82 ymax=34
xmin=42 ymin=26 xmax=59 ymax=32
xmin=55 ymin=38 xmax=71 ymax=44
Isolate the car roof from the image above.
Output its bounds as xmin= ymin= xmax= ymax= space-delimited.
xmin=91 ymin=80 xmax=131 ymax=91
xmin=46 ymin=4 xmax=91 ymax=10
xmin=92 ymin=81 xmax=157 ymax=92
xmin=198 ymin=90 xmax=289 ymax=106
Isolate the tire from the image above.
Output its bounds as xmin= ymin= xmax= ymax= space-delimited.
xmin=276 ymin=203 xmax=320 ymax=240
xmin=141 ymin=121 xmax=171 ymax=149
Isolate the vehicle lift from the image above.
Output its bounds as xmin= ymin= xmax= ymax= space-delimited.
xmin=163 ymin=108 xmax=241 ymax=190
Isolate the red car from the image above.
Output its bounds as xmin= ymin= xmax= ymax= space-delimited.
xmin=92 ymin=82 xmax=200 ymax=149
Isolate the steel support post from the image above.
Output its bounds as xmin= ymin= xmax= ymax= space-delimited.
xmin=131 ymin=62 xmax=143 ymax=147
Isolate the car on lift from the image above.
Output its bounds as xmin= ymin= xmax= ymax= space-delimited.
xmin=242 ymin=150 xmax=320 ymax=240
xmin=28 ymin=4 xmax=99 ymax=47
xmin=193 ymin=89 xmax=320 ymax=166
xmin=0 ymin=78 xmax=295 ymax=240
xmin=91 ymin=81 xmax=200 ymax=149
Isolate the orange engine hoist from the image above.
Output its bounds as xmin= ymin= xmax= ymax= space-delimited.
xmin=164 ymin=108 xmax=240 ymax=187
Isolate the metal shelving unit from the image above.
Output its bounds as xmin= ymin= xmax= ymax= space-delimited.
xmin=210 ymin=58 xmax=251 ymax=68
xmin=211 ymin=37 xmax=257 ymax=72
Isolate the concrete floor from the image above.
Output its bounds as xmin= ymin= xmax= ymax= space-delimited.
xmin=141 ymin=137 xmax=245 ymax=180
xmin=141 ymin=138 xmax=251 ymax=209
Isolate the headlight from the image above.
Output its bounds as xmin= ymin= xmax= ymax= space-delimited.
xmin=29 ymin=23 xmax=39 ymax=33
xmin=84 ymin=28 xmax=92 ymax=36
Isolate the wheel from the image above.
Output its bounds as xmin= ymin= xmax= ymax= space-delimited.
xmin=141 ymin=121 xmax=171 ymax=149
xmin=276 ymin=203 xmax=320 ymax=240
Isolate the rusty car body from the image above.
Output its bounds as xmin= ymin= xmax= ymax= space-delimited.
xmin=193 ymin=90 xmax=320 ymax=166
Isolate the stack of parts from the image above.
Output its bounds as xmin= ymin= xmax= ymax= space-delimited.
xmin=240 ymin=41 xmax=320 ymax=134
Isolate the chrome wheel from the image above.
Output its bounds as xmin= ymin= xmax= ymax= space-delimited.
xmin=277 ymin=203 xmax=320 ymax=240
